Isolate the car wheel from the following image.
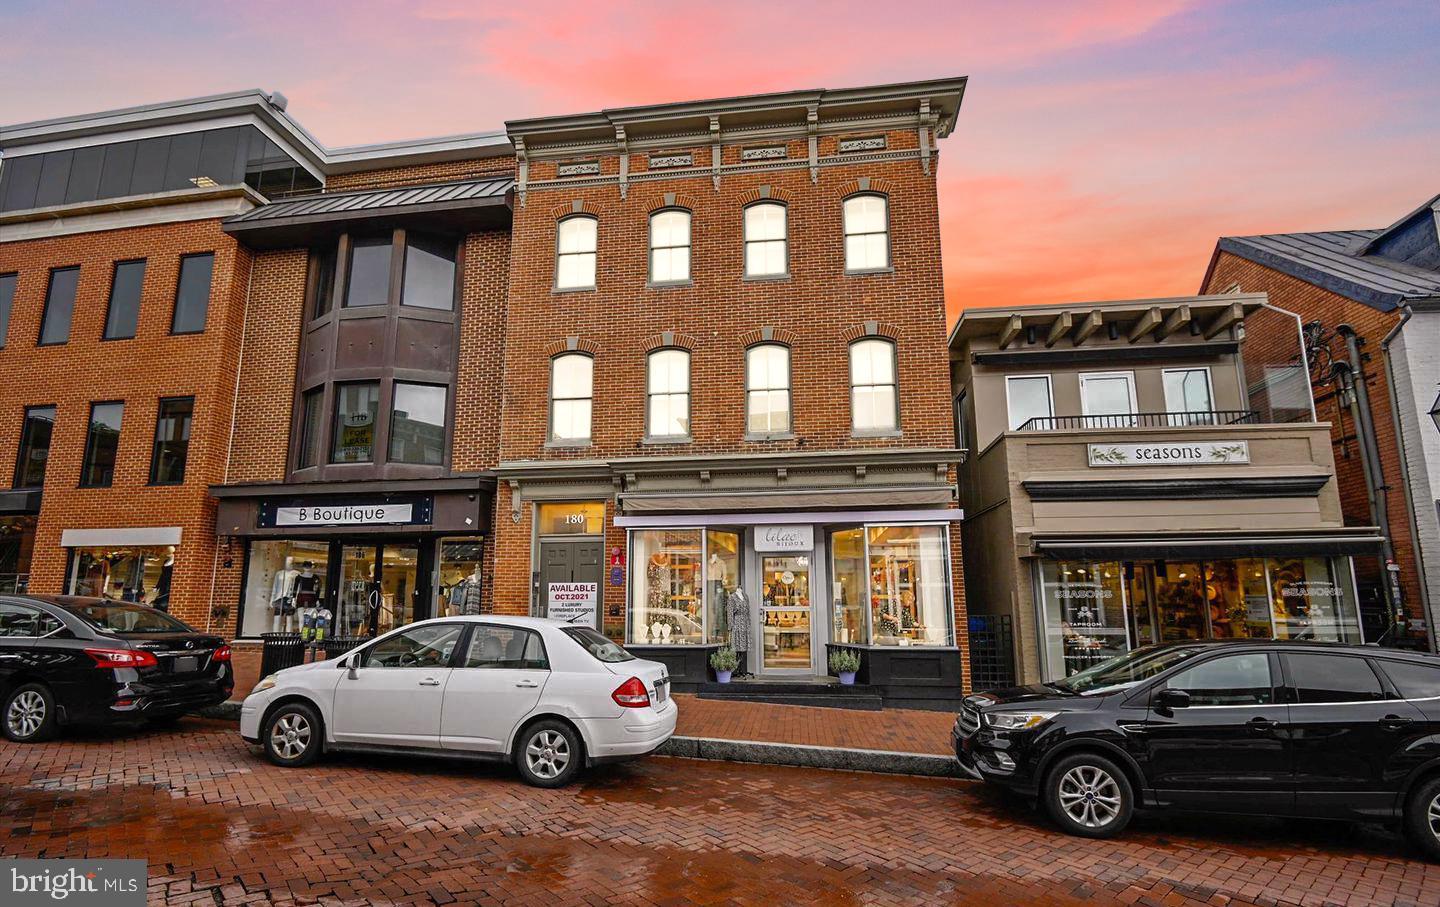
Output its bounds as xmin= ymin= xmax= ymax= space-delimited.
xmin=3 ymin=683 xmax=58 ymax=743
xmin=1404 ymin=777 xmax=1440 ymax=862
xmin=1043 ymin=752 xmax=1134 ymax=839
xmin=515 ymin=720 xmax=582 ymax=788
xmin=263 ymin=702 xmax=323 ymax=767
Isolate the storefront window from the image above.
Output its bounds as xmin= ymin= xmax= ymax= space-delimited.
xmin=70 ymin=545 xmax=176 ymax=609
xmin=240 ymin=540 xmax=329 ymax=636
xmin=1151 ymin=561 xmax=1206 ymax=642
xmin=1270 ymin=556 xmax=1361 ymax=643
xmin=0 ymin=517 xmax=35 ymax=594
xmin=1040 ymin=560 xmax=1130 ymax=678
xmin=537 ymin=502 xmax=604 ymax=535
xmin=867 ymin=525 xmax=952 ymax=646
xmin=438 ymin=537 xmax=484 ymax=616
xmin=705 ymin=530 xmax=741 ymax=644
xmin=629 ymin=529 xmax=705 ymax=645
xmin=830 ymin=528 xmax=867 ymax=644
xmin=1204 ymin=559 xmax=1273 ymax=639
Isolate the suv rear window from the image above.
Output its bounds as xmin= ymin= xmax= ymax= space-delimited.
xmin=1284 ymin=653 xmax=1384 ymax=703
xmin=561 ymin=626 xmax=634 ymax=663
xmin=73 ymin=603 xmax=192 ymax=634
xmin=1378 ymin=659 xmax=1440 ymax=700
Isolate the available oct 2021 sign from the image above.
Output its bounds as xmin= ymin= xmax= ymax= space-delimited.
xmin=1087 ymin=440 xmax=1250 ymax=467
xmin=549 ymin=582 xmax=598 ymax=627
xmin=274 ymin=504 xmax=414 ymax=526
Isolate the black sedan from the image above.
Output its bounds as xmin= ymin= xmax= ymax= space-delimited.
xmin=955 ymin=640 xmax=1440 ymax=861
xmin=0 ymin=594 xmax=233 ymax=742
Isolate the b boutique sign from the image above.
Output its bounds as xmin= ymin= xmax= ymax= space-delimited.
xmin=274 ymin=503 xmax=414 ymax=527
xmin=1087 ymin=440 xmax=1250 ymax=467
xmin=754 ymin=525 xmax=814 ymax=553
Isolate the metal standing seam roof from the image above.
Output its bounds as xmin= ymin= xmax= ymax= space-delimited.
xmin=1218 ymin=229 xmax=1440 ymax=312
xmin=225 ymin=176 xmax=514 ymax=224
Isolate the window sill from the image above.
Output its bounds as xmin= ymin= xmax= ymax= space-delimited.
xmin=743 ymin=273 xmax=791 ymax=283
xmin=646 ymin=279 xmax=693 ymax=290
xmin=36 ymin=341 xmax=69 ymax=348
xmin=101 ymin=335 xmax=136 ymax=342
xmin=641 ymin=436 xmax=692 ymax=446
xmin=851 ymin=429 xmax=902 ymax=439
xmin=145 ymin=480 xmax=186 ymax=488
xmin=552 ymin=285 xmax=597 ymax=294
xmin=745 ymin=432 xmax=796 ymax=442
xmin=845 ymin=266 xmax=894 ymax=276
xmin=545 ymin=439 xmax=593 ymax=449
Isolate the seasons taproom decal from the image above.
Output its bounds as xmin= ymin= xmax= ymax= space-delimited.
xmin=1087 ymin=440 xmax=1250 ymax=467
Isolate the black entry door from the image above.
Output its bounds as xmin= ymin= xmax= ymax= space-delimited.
xmin=1142 ymin=651 xmax=1294 ymax=815
xmin=537 ymin=538 xmax=602 ymax=627
xmin=1281 ymin=652 xmax=1428 ymax=820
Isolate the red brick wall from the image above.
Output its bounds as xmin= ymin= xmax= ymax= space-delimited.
xmin=0 ymin=220 xmax=251 ymax=630
xmin=1203 ymin=251 xmax=1419 ymax=625
xmin=326 ymin=155 xmax=516 ymax=192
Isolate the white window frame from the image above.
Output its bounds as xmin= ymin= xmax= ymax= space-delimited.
xmin=745 ymin=343 xmax=793 ymax=438
xmin=1005 ymin=374 xmax=1054 ymax=431
xmin=848 ymin=338 xmax=899 ymax=436
xmin=548 ymin=353 xmax=594 ymax=444
xmin=743 ymin=202 xmax=788 ymax=278
xmin=1162 ymin=367 xmax=1216 ymax=426
xmin=1078 ymin=371 xmax=1138 ymax=428
xmin=554 ymin=215 xmax=598 ymax=292
xmin=842 ymin=194 xmax=891 ymax=273
xmin=646 ymin=348 xmax=692 ymax=441
xmin=648 ymin=209 xmax=692 ymax=286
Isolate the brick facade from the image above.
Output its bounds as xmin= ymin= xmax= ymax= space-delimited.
xmin=0 ymin=220 xmax=250 ymax=630
xmin=1202 ymin=251 xmax=1422 ymax=632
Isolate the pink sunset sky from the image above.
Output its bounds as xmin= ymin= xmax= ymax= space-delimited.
xmin=5 ymin=0 xmax=1437 ymax=322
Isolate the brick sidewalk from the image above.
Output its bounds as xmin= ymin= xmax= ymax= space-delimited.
xmin=671 ymin=693 xmax=954 ymax=755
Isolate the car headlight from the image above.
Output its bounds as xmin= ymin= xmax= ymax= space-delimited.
xmin=984 ymin=710 xmax=1059 ymax=731
xmin=250 ymin=674 xmax=278 ymax=695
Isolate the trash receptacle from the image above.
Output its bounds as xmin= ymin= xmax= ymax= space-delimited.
xmin=258 ymin=633 xmax=305 ymax=677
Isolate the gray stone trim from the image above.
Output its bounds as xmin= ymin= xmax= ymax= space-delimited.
xmin=657 ymin=736 xmax=964 ymax=778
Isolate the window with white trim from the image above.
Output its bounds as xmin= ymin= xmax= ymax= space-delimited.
xmin=1163 ymin=367 xmax=1215 ymax=425
xmin=549 ymin=353 xmax=594 ymax=442
xmin=849 ymin=338 xmax=897 ymax=433
xmin=555 ymin=216 xmax=597 ymax=290
xmin=647 ymin=348 xmax=691 ymax=439
xmin=649 ymin=209 xmax=691 ymax=284
xmin=746 ymin=344 xmax=791 ymax=435
xmin=744 ymin=203 xmax=787 ymax=277
xmin=1006 ymin=375 xmax=1052 ymax=430
xmin=843 ymin=194 xmax=889 ymax=271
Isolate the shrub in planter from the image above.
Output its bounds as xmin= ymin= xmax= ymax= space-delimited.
xmin=828 ymin=649 xmax=862 ymax=685
xmin=710 ymin=646 xmax=739 ymax=683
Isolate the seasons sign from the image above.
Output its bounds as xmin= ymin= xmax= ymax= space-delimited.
xmin=1087 ymin=440 xmax=1250 ymax=467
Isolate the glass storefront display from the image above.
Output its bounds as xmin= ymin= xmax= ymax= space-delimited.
xmin=69 ymin=545 xmax=177 ymax=608
xmin=0 ymin=517 xmax=36 ymax=594
xmin=630 ymin=529 xmax=706 ymax=645
xmin=1040 ymin=555 xmax=1363 ymax=678
xmin=830 ymin=528 xmax=867 ymax=645
xmin=761 ymin=554 xmax=811 ymax=670
xmin=868 ymin=525 xmax=952 ymax=646
xmin=705 ymin=530 xmax=741 ymax=643
xmin=437 ymin=537 xmax=484 ymax=616
xmin=241 ymin=539 xmax=330 ymax=635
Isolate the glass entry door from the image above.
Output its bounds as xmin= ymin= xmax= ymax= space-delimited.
xmin=334 ymin=541 xmax=424 ymax=638
xmin=760 ymin=554 xmax=812 ymax=672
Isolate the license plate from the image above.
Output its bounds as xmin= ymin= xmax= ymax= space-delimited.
xmin=654 ymin=681 xmax=668 ymax=702
xmin=173 ymin=656 xmax=199 ymax=673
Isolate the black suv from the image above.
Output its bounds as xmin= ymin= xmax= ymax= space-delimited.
xmin=0 ymin=595 xmax=233 ymax=742
xmin=954 ymin=640 xmax=1440 ymax=860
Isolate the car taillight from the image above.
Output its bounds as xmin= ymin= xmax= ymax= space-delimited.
xmin=612 ymin=676 xmax=651 ymax=708
xmin=212 ymin=645 xmax=232 ymax=663
xmin=85 ymin=647 xmax=158 ymax=669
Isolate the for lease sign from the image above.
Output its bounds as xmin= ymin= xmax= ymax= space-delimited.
xmin=548 ymin=582 xmax=599 ymax=627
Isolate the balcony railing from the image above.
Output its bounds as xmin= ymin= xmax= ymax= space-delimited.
xmin=1017 ymin=410 xmax=1261 ymax=431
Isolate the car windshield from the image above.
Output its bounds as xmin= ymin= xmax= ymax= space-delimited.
xmin=561 ymin=626 xmax=635 ymax=663
xmin=73 ymin=603 xmax=192 ymax=634
xmin=1053 ymin=645 xmax=1202 ymax=694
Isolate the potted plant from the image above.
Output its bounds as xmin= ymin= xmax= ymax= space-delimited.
xmin=710 ymin=646 xmax=739 ymax=683
xmin=829 ymin=648 xmax=862 ymax=685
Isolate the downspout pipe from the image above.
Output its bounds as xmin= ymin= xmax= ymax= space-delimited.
xmin=1335 ymin=324 xmax=1404 ymax=637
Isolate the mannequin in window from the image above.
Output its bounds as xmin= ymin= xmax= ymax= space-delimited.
xmin=149 ymin=546 xmax=175 ymax=612
xmin=271 ymin=556 xmax=299 ymax=633
xmin=708 ymin=554 xmax=728 ymax=636
xmin=726 ymin=584 xmax=751 ymax=678
xmin=451 ymin=567 xmax=483 ymax=616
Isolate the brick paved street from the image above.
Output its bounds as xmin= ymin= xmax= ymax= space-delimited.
xmin=2 ymin=719 xmax=1438 ymax=906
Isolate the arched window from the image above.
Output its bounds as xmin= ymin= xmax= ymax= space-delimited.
xmin=555 ymin=216 xmax=598 ymax=290
xmin=647 ymin=348 xmax=691 ymax=439
xmin=849 ymin=338 xmax=898 ymax=433
xmin=649 ymin=209 xmax=692 ymax=284
xmin=746 ymin=344 xmax=791 ymax=435
xmin=842 ymin=194 xmax=889 ymax=272
xmin=549 ymin=353 xmax=594 ymax=442
xmin=744 ymin=202 xmax=787 ymax=277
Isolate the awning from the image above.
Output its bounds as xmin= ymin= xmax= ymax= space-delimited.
xmin=0 ymin=489 xmax=41 ymax=515
xmin=1030 ymin=530 xmax=1385 ymax=561
xmin=61 ymin=527 xmax=183 ymax=548
xmin=617 ymin=485 xmax=954 ymax=513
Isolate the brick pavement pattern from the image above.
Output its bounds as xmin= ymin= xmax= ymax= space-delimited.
xmin=3 ymin=720 xmax=1439 ymax=906
xmin=670 ymin=693 xmax=955 ymax=755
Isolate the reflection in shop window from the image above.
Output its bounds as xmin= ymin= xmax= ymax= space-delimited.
xmin=1270 ymin=556 xmax=1361 ymax=643
xmin=867 ymin=525 xmax=952 ymax=646
xmin=438 ymin=537 xmax=484 ymax=616
xmin=706 ymin=530 xmax=741 ymax=645
xmin=389 ymin=382 xmax=446 ymax=465
xmin=70 ymin=545 xmax=176 ymax=610
xmin=240 ymin=540 xmax=329 ymax=637
xmin=1040 ymin=561 xmax=1130 ymax=677
xmin=629 ymin=529 xmax=705 ymax=645
xmin=830 ymin=528 xmax=868 ymax=644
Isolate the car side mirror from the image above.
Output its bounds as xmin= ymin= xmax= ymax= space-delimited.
xmin=343 ymin=654 xmax=359 ymax=679
xmin=1156 ymin=688 xmax=1190 ymax=711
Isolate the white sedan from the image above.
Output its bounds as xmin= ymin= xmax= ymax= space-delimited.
xmin=239 ymin=616 xmax=676 ymax=787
